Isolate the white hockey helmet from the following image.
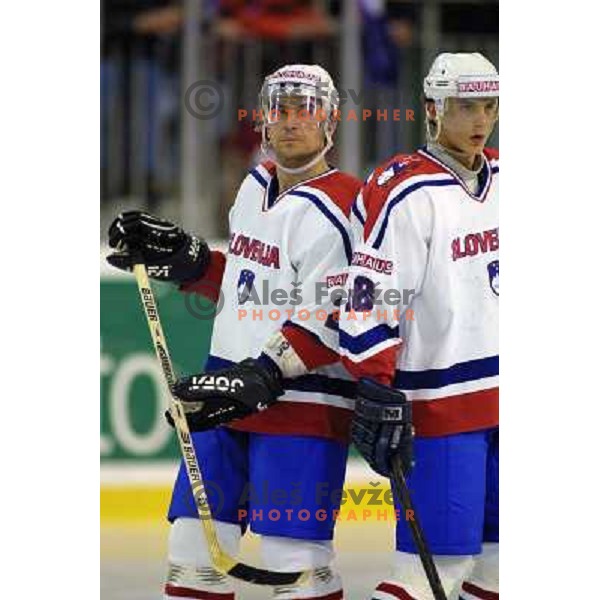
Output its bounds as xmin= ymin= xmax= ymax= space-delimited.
xmin=423 ymin=52 xmax=499 ymax=140
xmin=259 ymin=64 xmax=339 ymax=174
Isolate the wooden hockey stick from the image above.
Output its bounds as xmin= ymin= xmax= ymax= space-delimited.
xmin=390 ymin=455 xmax=448 ymax=600
xmin=133 ymin=263 xmax=310 ymax=586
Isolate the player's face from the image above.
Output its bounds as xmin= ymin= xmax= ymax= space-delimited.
xmin=438 ymin=97 xmax=498 ymax=156
xmin=267 ymin=97 xmax=326 ymax=168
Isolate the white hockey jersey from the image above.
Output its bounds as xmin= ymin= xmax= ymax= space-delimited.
xmin=182 ymin=161 xmax=361 ymax=442
xmin=340 ymin=147 xmax=499 ymax=437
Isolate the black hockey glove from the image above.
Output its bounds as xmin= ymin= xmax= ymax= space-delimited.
xmin=351 ymin=378 xmax=414 ymax=477
xmin=106 ymin=210 xmax=210 ymax=283
xmin=166 ymin=357 xmax=284 ymax=432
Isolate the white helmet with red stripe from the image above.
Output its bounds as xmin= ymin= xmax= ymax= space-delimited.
xmin=423 ymin=52 xmax=499 ymax=141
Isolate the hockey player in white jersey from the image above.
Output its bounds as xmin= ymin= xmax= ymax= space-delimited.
xmin=107 ymin=65 xmax=361 ymax=599
xmin=340 ymin=53 xmax=499 ymax=600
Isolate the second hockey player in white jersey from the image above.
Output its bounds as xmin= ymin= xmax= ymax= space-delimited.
xmin=340 ymin=53 xmax=499 ymax=600
xmin=108 ymin=65 xmax=361 ymax=599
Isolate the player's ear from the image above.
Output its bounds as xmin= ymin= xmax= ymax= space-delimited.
xmin=425 ymin=99 xmax=437 ymax=120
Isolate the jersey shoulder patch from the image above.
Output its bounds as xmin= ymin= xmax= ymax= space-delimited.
xmin=360 ymin=152 xmax=439 ymax=242
xmin=371 ymin=151 xmax=445 ymax=190
xmin=306 ymin=171 xmax=362 ymax=218
xmin=362 ymin=152 xmax=438 ymax=215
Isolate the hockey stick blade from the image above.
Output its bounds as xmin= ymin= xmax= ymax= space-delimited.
xmin=132 ymin=264 xmax=310 ymax=586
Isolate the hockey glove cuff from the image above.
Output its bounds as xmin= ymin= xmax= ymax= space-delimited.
xmin=351 ymin=378 xmax=414 ymax=477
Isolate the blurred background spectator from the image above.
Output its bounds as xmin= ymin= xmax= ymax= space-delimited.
xmin=100 ymin=0 xmax=498 ymax=239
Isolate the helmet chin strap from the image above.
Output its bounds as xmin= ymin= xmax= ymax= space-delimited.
xmin=261 ymin=127 xmax=333 ymax=175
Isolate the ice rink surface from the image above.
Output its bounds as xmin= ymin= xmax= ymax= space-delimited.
xmin=101 ymin=518 xmax=395 ymax=599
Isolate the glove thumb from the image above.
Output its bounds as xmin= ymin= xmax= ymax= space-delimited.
xmin=106 ymin=251 xmax=135 ymax=272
